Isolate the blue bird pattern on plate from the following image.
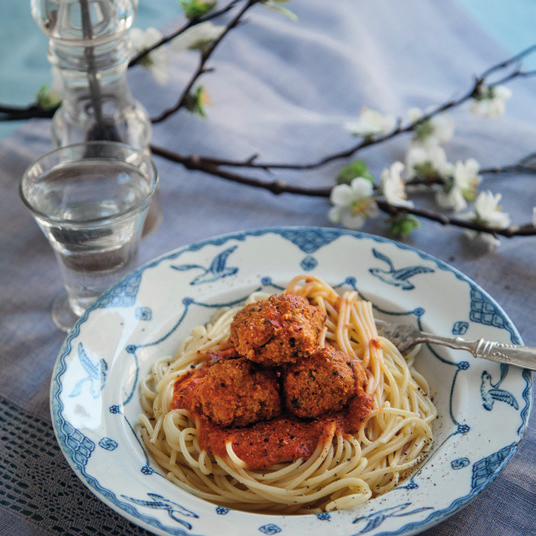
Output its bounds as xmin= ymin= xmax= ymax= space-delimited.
xmin=69 ymin=342 xmax=108 ymax=399
xmin=171 ymin=245 xmax=239 ymax=285
xmin=352 ymin=503 xmax=433 ymax=534
xmin=480 ymin=364 xmax=519 ymax=411
xmin=121 ymin=493 xmax=199 ymax=530
xmin=368 ymin=248 xmax=434 ymax=290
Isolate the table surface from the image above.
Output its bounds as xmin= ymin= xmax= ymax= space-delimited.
xmin=0 ymin=1 xmax=534 ymax=535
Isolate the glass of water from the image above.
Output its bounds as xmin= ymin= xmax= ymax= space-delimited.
xmin=20 ymin=141 xmax=159 ymax=331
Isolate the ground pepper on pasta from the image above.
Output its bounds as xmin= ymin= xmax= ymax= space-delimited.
xmin=139 ymin=275 xmax=437 ymax=514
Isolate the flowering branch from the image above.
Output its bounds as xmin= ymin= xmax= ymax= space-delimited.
xmin=160 ymin=44 xmax=536 ymax=172
xmin=150 ymin=142 xmax=536 ymax=238
xmin=152 ymin=141 xmax=536 ymax=196
xmin=129 ymin=0 xmax=240 ymax=68
xmin=2 ymin=0 xmax=536 ymax=243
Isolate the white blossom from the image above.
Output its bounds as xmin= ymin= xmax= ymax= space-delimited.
xmin=408 ymin=107 xmax=454 ymax=145
xmin=344 ymin=107 xmax=396 ymax=138
xmin=436 ymin=158 xmax=481 ymax=212
xmin=462 ymin=191 xmax=510 ymax=249
xmin=471 ymin=191 xmax=510 ymax=228
xmin=329 ymin=177 xmax=379 ymax=230
xmin=130 ymin=27 xmax=169 ymax=85
xmin=170 ymin=22 xmax=225 ymax=54
xmin=469 ymin=84 xmax=512 ymax=118
xmin=464 ymin=229 xmax=501 ymax=250
xmin=380 ymin=162 xmax=413 ymax=207
xmin=405 ymin=142 xmax=454 ymax=180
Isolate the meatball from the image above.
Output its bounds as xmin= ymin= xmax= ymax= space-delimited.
xmin=194 ymin=357 xmax=282 ymax=428
xmin=282 ymin=345 xmax=356 ymax=419
xmin=230 ymin=293 xmax=325 ymax=367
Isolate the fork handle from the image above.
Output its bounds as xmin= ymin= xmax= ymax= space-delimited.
xmin=470 ymin=339 xmax=536 ymax=370
xmin=428 ymin=335 xmax=536 ymax=371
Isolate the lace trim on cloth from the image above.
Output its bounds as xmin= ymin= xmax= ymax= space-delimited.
xmin=0 ymin=395 xmax=152 ymax=536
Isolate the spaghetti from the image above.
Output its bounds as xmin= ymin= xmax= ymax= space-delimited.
xmin=139 ymin=275 xmax=437 ymax=513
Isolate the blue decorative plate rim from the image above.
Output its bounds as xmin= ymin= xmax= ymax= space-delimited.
xmin=49 ymin=226 xmax=533 ymax=536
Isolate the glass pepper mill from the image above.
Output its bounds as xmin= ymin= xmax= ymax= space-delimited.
xmin=30 ymin=0 xmax=161 ymax=235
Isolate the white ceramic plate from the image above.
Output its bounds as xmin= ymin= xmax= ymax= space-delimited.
xmin=50 ymin=227 xmax=533 ymax=536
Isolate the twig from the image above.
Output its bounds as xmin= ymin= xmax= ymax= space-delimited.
xmin=151 ymin=0 xmax=262 ymax=123
xmin=150 ymin=143 xmax=331 ymax=196
xmin=0 ymin=105 xmax=54 ymax=121
xmin=479 ymin=44 xmax=536 ymax=80
xmin=162 ymin=44 xmax=536 ymax=172
xmin=376 ymin=201 xmax=536 ymax=238
xmin=150 ymin=143 xmax=536 ymax=237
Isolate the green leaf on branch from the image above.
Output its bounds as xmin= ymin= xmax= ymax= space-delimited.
xmin=388 ymin=213 xmax=421 ymax=238
xmin=36 ymin=84 xmax=61 ymax=111
xmin=261 ymin=0 xmax=298 ymax=21
xmin=179 ymin=0 xmax=218 ymax=19
xmin=336 ymin=160 xmax=375 ymax=185
xmin=184 ymin=85 xmax=210 ymax=117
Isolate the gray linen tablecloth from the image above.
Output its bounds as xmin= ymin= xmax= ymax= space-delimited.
xmin=0 ymin=1 xmax=534 ymax=534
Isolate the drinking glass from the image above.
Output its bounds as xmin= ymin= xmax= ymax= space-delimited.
xmin=20 ymin=141 xmax=159 ymax=331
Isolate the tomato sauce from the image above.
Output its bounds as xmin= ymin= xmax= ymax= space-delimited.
xmin=171 ymin=356 xmax=373 ymax=471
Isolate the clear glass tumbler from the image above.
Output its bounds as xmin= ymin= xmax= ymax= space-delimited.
xmin=20 ymin=141 xmax=159 ymax=331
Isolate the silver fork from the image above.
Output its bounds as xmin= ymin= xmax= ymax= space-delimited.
xmin=375 ymin=319 xmax=536 ymax=370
